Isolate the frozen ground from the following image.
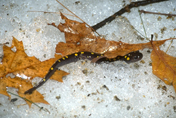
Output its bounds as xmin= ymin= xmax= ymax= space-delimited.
xmin=0 ymin=0 xmax=176 ymax=118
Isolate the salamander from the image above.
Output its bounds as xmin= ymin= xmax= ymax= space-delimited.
xmin=24 ymin=51 xmax=143 ymax=94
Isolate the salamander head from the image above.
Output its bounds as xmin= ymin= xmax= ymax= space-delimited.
xmin=123 ymin=51 xmax=143 ymax=63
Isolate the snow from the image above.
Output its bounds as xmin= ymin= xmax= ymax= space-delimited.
xmin=0 ymin=0 xmax=176 ymax=118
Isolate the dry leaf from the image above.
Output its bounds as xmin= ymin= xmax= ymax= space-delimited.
xmin=51 ymin=13 xmax=172 ymax=58
xmin=151 ymin=46 xmax=176 ymax=92
xmin=0 ymin=37 xmax=69 ymax=107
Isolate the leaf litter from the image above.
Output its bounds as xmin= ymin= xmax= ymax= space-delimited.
xmin=0 ymin=0 xmax=176 ymax=108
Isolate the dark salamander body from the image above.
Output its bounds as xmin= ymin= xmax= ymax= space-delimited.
xmin=24 ymin=51 xmax=143 ymax=94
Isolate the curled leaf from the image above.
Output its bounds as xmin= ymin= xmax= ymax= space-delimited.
xmin=151 ymin=43 xmax=176 ymax=92
xmin=54 ymin=13 xmax=172 ymax=58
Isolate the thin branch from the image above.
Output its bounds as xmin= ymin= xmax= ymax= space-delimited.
xmin=91 ymin=0 xmax=168 ymax=30
xmin=166 ymin=39 xmax=173 ymax=53
xmin=138 ymin=8 xmax=147 ymax=40
xmin=139 ymin=10 xmax=176 ymax=17
xmin=27 ymin=11 xmax=75 ymax=17
xmin=7 ymin=91 xmax=48 ymax=112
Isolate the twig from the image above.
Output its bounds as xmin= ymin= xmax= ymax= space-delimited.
xmin=138 ymin=8 xmax=147 ymax=40
xmin=91 ymin=0 xmax=168 ymax=30
xmin=27 ymin=11 xmax=75 ymax=17
xmin=7 ymin=91 xmax=48 ymax=112
xmin=139 ymin=10 xmax=176 ymax=17
xmin=165 ymin=39 xmax=173 ymax=53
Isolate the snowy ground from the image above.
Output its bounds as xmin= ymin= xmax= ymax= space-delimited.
xmin=0 ymin=0 xmax=176 ymax=118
